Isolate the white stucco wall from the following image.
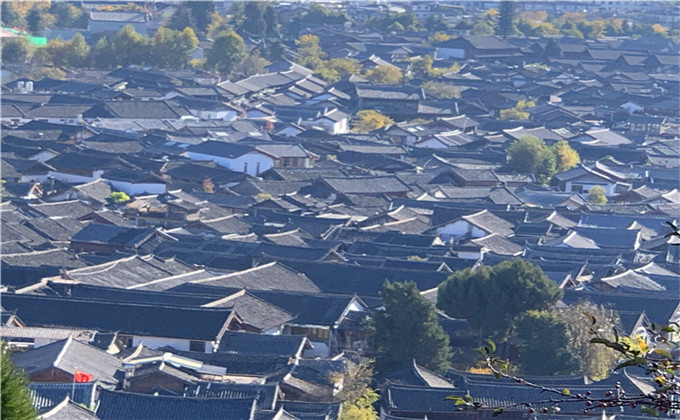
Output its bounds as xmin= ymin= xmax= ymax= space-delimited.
xmin=185 ymin=151 xmax=273 ymax=176
xmin=105 ymin=180 xmax=167 ymax=195
xmin=566 ymin=181 xmax=615 ymax=196
xmin=435 ymin=47 xmax=466 ymax=60
xmin=48 ymin=170 xmax=103 ymax=184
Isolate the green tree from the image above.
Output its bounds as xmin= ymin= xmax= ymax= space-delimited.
xmin=332 ymin=361 xmax=378 ymax=420
xmin=1 ymin=38 xmax=32 ymax=64
xmin=300 ymin=3 xmax=348 ymax=25
xmin=340 ymin=387 xmax=379 ymax=420
xmin=372 ymin=281 xmax=452 ymax=374
xmin=67 ymin=33 xmax=90 ymax=67
xmin=168 ymin=4 xmax=197 ymax=32
xmin=438 ymin=259 xmax=563 ymax=338
xmin=471 ymin=20 xmax=495 ymax=36
xmin=587 ymin=186 xmax=608 ymax=204
xmin=365 ymin=65 xmax=402 ymax=85
xmin=422 ymin=81 xmax=460 ymax=99
xmin=496 ymin=1 xmax=516 ymax=39
xmin=89 ymin=36 xmax=117 ymax=69
xmin=556 ymin=301 xmax=621 ymax=381
xmin=499 ymin=107 xmax=529 ymax=121
xmin=316 ymin=58 xmax=361 ymax=83
xmin=108 ymin=191 xmax=130 ymax=203
xmin=26 ymin=4 xmax=46 ymax=35
xmin=263 ymin=5 xmax=280 ymax=37
xmin=411 ymin=54 xmax=435 ymax=79
xmin=262 ymin=38 xmax=285 ymax=62
xmin=234 ymin=48 xmax=270 ymax=76
xmin=295 ymin=34 xmax=325 ymax=69
xmin=1 ymin=343 xmax=37 ymax=420
xmin=386 ymin=21 xmax=405 ymax=33
xmin=111 ymin=24 xmax=150 ymax=65
xmin=186 ymin=2 xmax=215 ymax=35
xmin=505 ymin=136 xmax=557 ymax=184
xmin=513 ymin=310 xmax=581 ymax=376
xmin=206 ymin=30 xmax=246 ymax=74
xmin=545 ymin=38 xmax=563 ymax=57
xmin=425 ymin=15 xmax=448 ymax=32
xmin=552 ymin=140 xmax=579 ymax=172
xmin=353 ymin=110 xmax=394 ymax=133
xmin=1 ymin=2 xmax=21 ymax=27
xmin=50 ymin=2 xmax=84 ymax=28
xmin=241 ymin=2 xmax=266 ymax=36
xmin=150 ymin=27 xmax=198 ymax=68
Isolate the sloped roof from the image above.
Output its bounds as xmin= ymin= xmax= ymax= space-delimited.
xmin=70 ymin=224 xmax=157 ymax=248
xmin=30 ymin=382 xmax=96 ymax=410
xmin=460 ymin=210 xmax=515 ymax=237
xmin=321 ymin=176 xmax=411 ymax=195
xmin=192 ymin=262 xmax=320 ymax=293
xmin=12 ymin=337 xmax=122 ymax=384
xmin=96 ymin=390 xmax=255 ymax=420
xmin=2 ymin=293 xmax=236 ymax=341
xmin=218 ymin=331 xmax=307 ymax=358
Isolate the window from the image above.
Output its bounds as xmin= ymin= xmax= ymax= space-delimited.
xmin=256 ymin=162 xmax=261 ymax=175
xmin=243 ymin=162 xmax=248 ymax=173
xmin=190 ymin=341 xmax=206 ymax=352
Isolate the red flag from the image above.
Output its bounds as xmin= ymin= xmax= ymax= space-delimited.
xmin=74 ymin=370 xmax=93 ymax=383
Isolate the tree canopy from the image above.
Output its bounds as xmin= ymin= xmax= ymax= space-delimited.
xmin=372 ymin=281 xmax=452 ymax=374
xmin=352 ymin=110 xmax=394 ymax=133
xmin=438 ymin=259 xmax=563 ymax=338
xmin=505 ymin=136 xmax=557 ymax=185
xmin=496 ymin=1 xmax=517 ymax=39
xmin=556 ymin=301 xmax=622 ymax=380
xmin=587 ymin=185 xmax=608 ymax=204
xmin=364 ymin=65 xmax=402 ymax=85
xmin=1 ymin=343 xmax=37 ymax=419
xmin=206 ymin=30 xmax=246 ymax=75
xmin=513 ymin=310 xmax=581 ymax=376
xmin=552 ymin=140 xmax=580 ymax=172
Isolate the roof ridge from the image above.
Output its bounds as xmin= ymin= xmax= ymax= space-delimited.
xmin=53 ymin=336 xmax=72 ymax=368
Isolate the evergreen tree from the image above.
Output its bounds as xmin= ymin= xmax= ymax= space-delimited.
xmin=1 ymin=38 xmax=32 ymax=64
xmin=1 ymin=343 xmax=37 ymax=419
xmin=206 ymin=30 xmax=246 ymax=75
xmin=438 ymin=259 xmax=563 ymax=338
xmin=262 ymin=38 xmax=285 ymax=62
xmin=264 ymin=5 xmax=280 ymax=37
xmin=496 ymin=1 xmax=516 ymax=39
xmin=2 ymin=2 xmax=21 ymax=27
xmin=186 ymin=2 xmax=215 ymax=34
xmin=513 ymin=311 xmax=581 ymax=376
xmin=168 ymin=4 xmax=197 ymax=32
xmin=545 ymin=38 xmax=563 ymax=57
xmin=26 ymin=5 xmax=46 ymax=35
xmin=241 ymin=2 xmax=266 ymax=36
xmin=372 ymin=281 xmax=452 ymax=374
xmin=50 ymin=2 xmax=83 ymax=29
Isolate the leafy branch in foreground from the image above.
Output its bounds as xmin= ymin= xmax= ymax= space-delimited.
xmin=450 ymin=318 xmax=680 ymax=417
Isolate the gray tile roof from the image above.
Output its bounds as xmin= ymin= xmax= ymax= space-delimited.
xmin=96 ymin=389 xmax=256 ymax=420
xmin=13 ymin=337 xmax=123 ymax=384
